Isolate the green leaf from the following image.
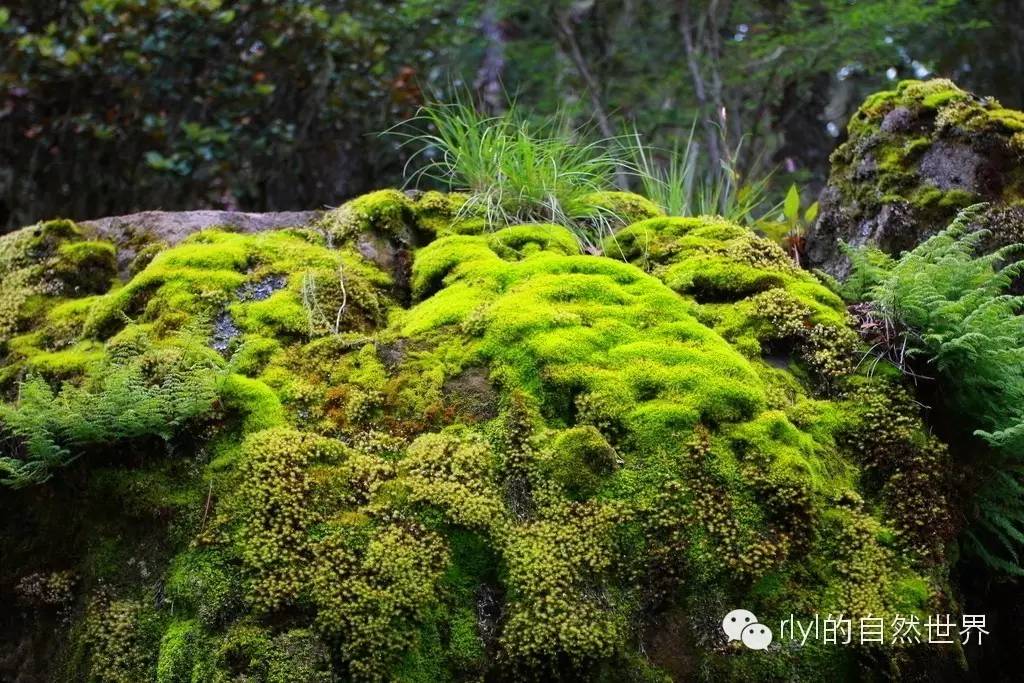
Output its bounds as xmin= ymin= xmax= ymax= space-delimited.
xmin=784 ymin=184 xmax=800 ymax=225
xmin=804 ymin=200 xmax=819 ymax=224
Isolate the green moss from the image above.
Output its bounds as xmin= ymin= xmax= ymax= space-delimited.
xmin=411 ymin=190 xmax=485 ymax=236
xmin=608 ymin=216 xmax=856 ymax=382
xmin=398 ymin=429 xmax=504 ymax=530
xmin=0 ymin=190 xmax=960 ymax=681
xmin=0 ymin=219 xmax=116 ymax=346
xmin=542 ymin=425 xmax=617 ymax=500
xmin=78 ymin=598 xmax=157 ymax=683
xmin=228 ymin=335 xmax=281 ymax=376
xmin=156 ymin=620 xmax=201 ymax=683
xmin=54 ymin=240 xmax=117 ymax=294
xmin=208 ymin=624 xmax=332 ymax=683
xmin=220 ymin=374 xmax=283 ymax=432
xmin=577 ymin=190 xmax=665 ymax=225
xmin=499 ymin=502 xmax=626 ymax=665
xmin=310 ymin=518 xmax=448 ymax=681
xmin=80 ymin=229 xmax=391 ymax=343
xmin=319 ymin=189 xmax=416 ymax=243
xmin=23 ymin=340 xmax=106 ymax=379
xmin=403 ymin=227 xmax=767 ymax=448
xmin=165 ymin=551 xmax=241 ymax=628
xmin=486 ymin=223 xmax=580 ymax=260
xmin=234 ymin=428 xmax=344 ymax=613
xmin=231 ymin=290 xmax=308 ymax=339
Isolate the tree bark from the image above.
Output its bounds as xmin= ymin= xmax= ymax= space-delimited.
xmin=475 ymin=1 xmax=507 ymax=114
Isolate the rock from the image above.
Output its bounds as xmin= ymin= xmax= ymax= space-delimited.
xmin=806 ymin=79 xmax=1024 ymax=276
xmin=81 ymin=209 xmax=320 ymax=277
xmin=80 ymin=209 xmax=320 ymax=245
xmin=441 ymin=366 xmax=499 ymax=421
xmin=918 ymin=140 xmax=985 ymax=191
xmin=0 ymin=195 xmax=964 ymax=681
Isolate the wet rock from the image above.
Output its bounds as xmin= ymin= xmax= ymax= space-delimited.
xmin=211 ymin=275 xmax=287 ymax=353
xmin=880 ymin=105 xmax=915 ymax=133
xmin=211 ymin=310 xmax=240 ymax=354
xmin=237 ymin=274 xmax=287 ymax=302
xmin=475 ymin=585 xmax=502 ymax=648
xmin=919 ymin=141 xmax=984 ymax=191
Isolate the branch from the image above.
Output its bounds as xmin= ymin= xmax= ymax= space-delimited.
xmin=678 ymin=0 xmax=721 ymax=172
xmin=552 ymin=5 xmax=629 ymax=189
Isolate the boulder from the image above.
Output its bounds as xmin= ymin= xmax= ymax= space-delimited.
xmin=806 ymin=79 xmax=1024 ymax=276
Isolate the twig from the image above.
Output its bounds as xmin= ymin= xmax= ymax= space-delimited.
xmin=199 ymin=480 xmax=213 ymax=532
xmin=333 ymin=262 xmax=348 ymax=334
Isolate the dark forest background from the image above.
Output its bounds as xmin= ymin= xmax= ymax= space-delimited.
xmin=1 ymin=0 xmax=1021 ymax=231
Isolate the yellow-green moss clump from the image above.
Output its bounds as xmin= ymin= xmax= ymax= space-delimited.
xmin=0 ymin=195 xmax=959 ymax=682
xmin=0 ymin=219 xmax=116 ymax=353
xmin=807 ymin=78 xmax=1024 ymax=274
xmin=609 ymin=216 xmax=858 ymax=383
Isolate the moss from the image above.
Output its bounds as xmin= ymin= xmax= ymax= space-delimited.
xmin=499 ymin=501 xmax=626 ymax=666
xmin=813 ymin=78 xmax=1024 ymax=268
xmin=445 ymin=606 xmax=486 ymax=670
xmin=53 ymin=240 xmax=117 ymax=294
xmin=220 ymin=374 xmax=284 ymax=432
xmin=156 ymin=620 xmax=201 ymax=683
xmin=231 ymin=289 xmax=309 ymax=339
xmin=165 ymin=551 xmax=242 ymax=628
xmin=542 ymin=425 xmax=617 ymax=500
xmin=403 ymin=226 xmax=767 ymax=448
xmin=607 ymin=216 xmax=856 ymax=383
xmin=310 ymin=518 xmax=448 ymax=681
xmin=0 ymin=190 xmax=960 ymax=681
xmin=234 ymin=428 xmax=344 ymax=613
xmin=486 ymin=223 xmax=581 ymax=260
xmin=127 ymin=241 xmax=168 ymax=276
xmin=208 ymin=624 xmax=332 ymax=683
xmin=23 ymin=340 xmax=106 ymax=379
xmin=411 ymin=190 xmax=485 ymax=236
xmin=398 ymin=429 xmax=505 ymax=529
xmin=319 ymin=189 xmax=416 ymax=243
xmin=0 ymin=218 xmax=115 ymax=346
xmin=78 ymin=597 xmax=156 ymax=683
xmin=578 ymin=190 xmax=665 ymax=225
xmin=81 ymin=228 xmax=391 ymax=343
xmin=227 ymin=335 xmax=281 ymax=376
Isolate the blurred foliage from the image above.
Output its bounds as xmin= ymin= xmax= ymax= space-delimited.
xmin=0 ymin=0 xmax=1015 ymax=229
xmin=0 ymin=0 xmax=460 ymax=227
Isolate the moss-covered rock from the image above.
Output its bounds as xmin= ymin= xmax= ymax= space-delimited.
xmin=0 ymin=194 xmax=962 ymax=682
xmin=807 ymin=78 xmax=1024 ymax=275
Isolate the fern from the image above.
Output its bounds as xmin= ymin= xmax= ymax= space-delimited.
xmin=848 ymin=204 xmax=1024 ymax=572
xmin=837 ymin=243 xmax=895 ymax=301
xmin=0 ymin=339 xmax=222 ymax=488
